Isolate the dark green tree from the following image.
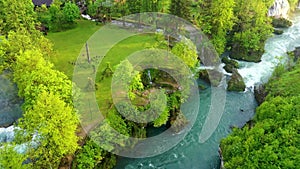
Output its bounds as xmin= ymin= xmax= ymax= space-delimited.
xmin=169 ymin=0 xmax=192 ymax=20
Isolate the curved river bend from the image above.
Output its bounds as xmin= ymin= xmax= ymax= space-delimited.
xmin=115 ymin=12 xmax=300 ymax=169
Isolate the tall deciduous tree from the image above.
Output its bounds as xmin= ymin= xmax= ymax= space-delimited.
xmin=17 ymin=92 xmax=79 ymax=168
xmin=0 ymin=0 xmax=37 ymax=35
xmin=13 ymin=50 xmax=73 ymax=109
xmin=0 ymin=29 xmax=52 ymax=71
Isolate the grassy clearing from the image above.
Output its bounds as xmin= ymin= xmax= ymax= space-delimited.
xmin=95 ymin=34 xmax=158 ymax=115
xmin=47 ymin=20 xmax=102 ymax=78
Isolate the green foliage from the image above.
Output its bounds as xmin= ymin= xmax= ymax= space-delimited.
xmin=126 ymin=0 xmax=142 ymax=14
xmin=87 ymin=3 xmax=99 ymax=17
xmin=195 ymin=0 xmax=235 ymax=54
xmin=13 ymin=50 xmax=74 ymax=109
xmin=0 ymin=29 xmax=52 ymax=70
xmin=72 ymin=139 xmax=103 ymax=169
xmin=229 ymin=0 xmax=273 ymax=62
xmin=0 ymin=0 xmax=37 ymax=35
xmin=63 ymin=2 xmax=80 ymax=23
xmin=101 ymin=62 xmax=114 ymax=79
xmin=129 ymin=72 xmax=144 ymax=100
xmin=37 ymin=2 xmax=80 ymax=32
xmin=171 ymin=38 xmax=198 ymax=68
xmin=169 ymin=0 xmax=192 ymax=20
xmin=107 ymin=108 xmax=130 ymax=136
xmin=267 ymin=64 xmax=300 ymax=98
xmin=288 ymin=0 xmax=299 ymax=11
xmin=36 ymin=5 xmax=52 ymax=28
xmin=17 ymin=92 xmax=79 ymax=168
xmin=113 ymin=59 xmax=144 ymax=100
xmin=221 ymin=96 xmax=300 ymax=168
xmin=0 ymin=144 xmax=31 ymax=169
xmin=153 ymin=107 xmax=170 ymax=127
xmin=90 ymin=120 xmax=129 ymax=152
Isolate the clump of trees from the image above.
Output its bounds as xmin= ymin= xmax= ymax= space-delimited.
xmin=36 ymin=1 xmax=80 ymax=32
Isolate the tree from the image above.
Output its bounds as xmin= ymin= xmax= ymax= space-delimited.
xmin=196 ymin=0 xmax=235 ymax=54
xmin=221 ymin=96 xmax=300 ymax=168
xmin=169 ymin=0 xmax=192 ymax=20
xmin=17 ymin=92 xmax=79 ymax=168
xmin=13 ymin=50 xmax=74 ymax=109
xmin=35 ymin=5 xmax=52 ymax=29
xmin=63 ymin=2 xmax=80 ymax=23
xmin=0 ymin=0 xmax=37 ymax=35
xmin=126 ymin=0 xmax=142 ymax=14
xmin=171 ymin=38 xmax=198 ymax=68
xmin=0 ymin=29 xmax=52 ymax=70
xmin=37 ymin=2 xmax=80 ymax=32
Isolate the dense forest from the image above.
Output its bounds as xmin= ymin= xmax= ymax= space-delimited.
xmin=0 ymin=0 xmax=299 ymax=168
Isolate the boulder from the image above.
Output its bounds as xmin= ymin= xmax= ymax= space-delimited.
xmin=199 ymin=70 xmax=223 ymax=87
xmin=230 ymin=45 xmax=263 ymax=63
xmin=222 ymin=57 xmax=239 ymax=68
xmin=271 ymin=17 xmax=293 ymax=28
xmin=254 ymin=83 xmax=268 ymax=105
xmin=227 ymin=69 xmax=246 ymax=92
xmin=293 ymin=46 xmax=300 ymax=62
xmin=222 ymin=57 xmax=239 ymax=73
xmin=273 ymin=28 xmax=284 ymax=35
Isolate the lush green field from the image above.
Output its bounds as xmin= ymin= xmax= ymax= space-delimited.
xmin=47 ymin=20 xmax=102 ymax=78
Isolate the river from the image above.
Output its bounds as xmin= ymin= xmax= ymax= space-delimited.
xmin=115 ymin=11 xmax=300 ymax=169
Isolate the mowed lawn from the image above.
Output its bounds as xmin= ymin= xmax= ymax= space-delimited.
xmin=47 ymin=20 xmax=102 ymax=78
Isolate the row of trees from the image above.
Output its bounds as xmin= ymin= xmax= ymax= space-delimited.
xmin=0 ymin=0 xmax=80 ymax=168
